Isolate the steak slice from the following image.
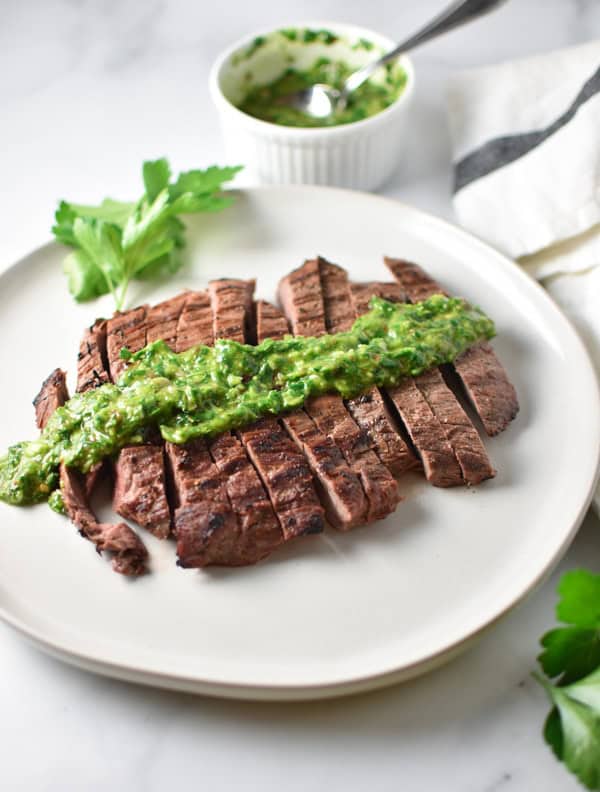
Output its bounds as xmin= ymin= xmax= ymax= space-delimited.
xmin=33 ymin=368 xmax=69 ymax=431
xmin=349 ymin=282 xmax=407 ymax=316
xmin=76 ymin=319 xmax=110 ymax=496
xmin=256 ymin=300 xmax=368 ymax=530
xmin=106 ymin=305 xmax=171 ymax=539
xmin=175 ymin=291 xmax=214 ymax=352
xmin=208 ymin=278 xmax=255 ymax=343
xmin=112 ymin=445 xmax=171 ymax=539
xmin=106 ymin=305 xmax=148 ymax=382
xmin=238 ymin=418 xmax=325 ymax=538
xmin=319 ymin=258 xmax=418 ymax=477
xmin=255 ymin=299 xmax=291 ymax=343
xmin=165 ymin=438 xmax=241 ymax=567
xmin=77 ymin=319 xmax=110 ymax=393
xmin=384 ymin=257 xmax=519 ymax=436
xmin=278 ymin=260 xmax=399 ymax=522
xmin=167 ymin=288 xmax=282 ymax=566
xmin=60 ymin=466 xmax=148 ymax=576
xmin=210 ymin=279 xmax=325 ymax=539
xmin=146 ymin=292 xmax=188 ymax=347
xmin=351 ymin=280 xmax=495 ymax=486
xmin=34 ymin=369 xmax=147 ymax=576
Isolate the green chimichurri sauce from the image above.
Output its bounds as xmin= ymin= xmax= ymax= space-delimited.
xmin=0 ymin=295 xmax=494 ymax=507
xmin=237 ymin=58 xmax=407 ymax=128
xmin=48 ymin=489 xmax=66 ymax=515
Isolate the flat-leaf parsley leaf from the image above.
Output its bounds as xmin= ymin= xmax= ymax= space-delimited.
xmin=535 ymin=570 xmax=600 ymax=789
xmin=52 ymin=158 xmax=242 ymax=310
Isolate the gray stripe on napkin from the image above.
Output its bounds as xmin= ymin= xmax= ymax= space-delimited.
xmin=454 ymin=64 xmax=600 ymax=193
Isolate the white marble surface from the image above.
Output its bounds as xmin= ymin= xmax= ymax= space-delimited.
xmin=1 ymin=1 xmax=599 ymax=789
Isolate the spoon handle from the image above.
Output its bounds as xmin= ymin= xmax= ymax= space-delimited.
xmin=343 ymin=0 xmax=508 ymax=97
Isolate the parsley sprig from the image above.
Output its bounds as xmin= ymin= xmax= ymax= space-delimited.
xmin=52 ymin=158 xmax=242 ymax=311
xmin=535 ymin=570 xmax=600 ymax=789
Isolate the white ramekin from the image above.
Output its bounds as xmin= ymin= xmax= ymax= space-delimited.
xmin=209 ymin=22 xmax=415 ymax=192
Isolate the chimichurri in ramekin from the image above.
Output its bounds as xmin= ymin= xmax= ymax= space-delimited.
xmin=233 ymin=29 xmax=407 ymax=128
xmin=238 ymin=59 xmax=407 ymax=128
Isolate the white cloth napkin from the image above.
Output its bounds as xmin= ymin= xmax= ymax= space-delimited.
xmin=447 ymin=40 xmax=600 ymax=513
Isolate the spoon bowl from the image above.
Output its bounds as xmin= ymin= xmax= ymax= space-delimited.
xmin=278 ymin=84 xmax=342 ymax=120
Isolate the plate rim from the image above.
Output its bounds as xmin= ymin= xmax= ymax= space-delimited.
xmin=1 ymin=184 xmax=599 ymax=701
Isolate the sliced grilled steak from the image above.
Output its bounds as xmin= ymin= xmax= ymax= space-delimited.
xmin=169 ymin=292 xmax=242 ymax=566
xmin=112 ymin=445 xmax=171 ymax=539
xmin=351 ymin=280 xmax=495 ymax=486
xmin=238 ymin=418 xmax=325 ymax=538
xmin=208 ymin=278 xmax=255 ymax=343
xmin=349 ymin=282 xmax=407 ymax=316
xmin=60 ymin=466 xmax=148 ymax=576
xmin=165 ymin=437 xmax=241 ymax=567
xmin=256 ymin=300 xmax=369 ymax=530
xmin=175 ymin=291 xmax=214 ymax=352
xmin=210 ymin=279 xmax=325 ymax=539
xmin=146 ymin=293 xmax=188 ymax=347
xmin=167 ymin=288 xmax=283 ymax=566
xmin=447 ymin=343 xmax=519 ymax=436
xmin=167 ymin=438 xmax=229 ymax=508
xmin=106 ymin=305 xmax=171 ymax=539
xmin=383 ymin=377 xmax=463 ymax=486
xmin=319 ymin=258 xmax=418 ymax=477
xmin=255 ymin=299 xmax=291 ymax=343
xmin=77 ymin=319 xmax=110 ymax=393
xmin=34 ymin=369 xmax=147 ymax=576
xmin=208 ymin=432 xmax=286 ymax=556
xmin=278 ymin=260 xmax=399 ymax=521
xmin=384 ymin=257 xmax=519 ymax=436
xmin=106 ymin=305 xmax=147 ymax=381
xmin=76 ymin=320 xmax=111 ymax=495
xmin=33 ymin=368 xmax=69 ymax=431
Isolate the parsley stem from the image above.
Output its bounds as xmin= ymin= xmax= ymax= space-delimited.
xmin=116 ymin=278 xmax=130 ymax=312
xmin=99 ymin=267 xmax=119 ymax=309
xmin=532 ymin=671 xmax=555 ymax=697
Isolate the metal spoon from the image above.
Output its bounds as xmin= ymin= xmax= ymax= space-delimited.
xmin=280 ymin=0 xmax=508 ymax=120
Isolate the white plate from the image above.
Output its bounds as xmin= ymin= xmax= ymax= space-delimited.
xmin=0 ymin=186 xmax=598 ymax=701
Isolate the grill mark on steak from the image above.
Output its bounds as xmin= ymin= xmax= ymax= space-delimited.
xmin=146 ymin=292 xmax=188 ymax=347
xmin=34 ymin=369 xmax=147 ymax=576
xmin=106 ymin=305 xmax=172 ymax=539
xmin=352 ymin=280 xmax=495 ymax=486
xmin=319 ymin=258 xmax=418 ymax=477
xmin=278 ymin=259 xmax=399 ymax=522
xmin=384 ymin=257 xmax=519 ymax=436
xmin=256 ymin=300 xmax=369 ymax=530
xmin=210 ymin=279 xmax=325 ymax=539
